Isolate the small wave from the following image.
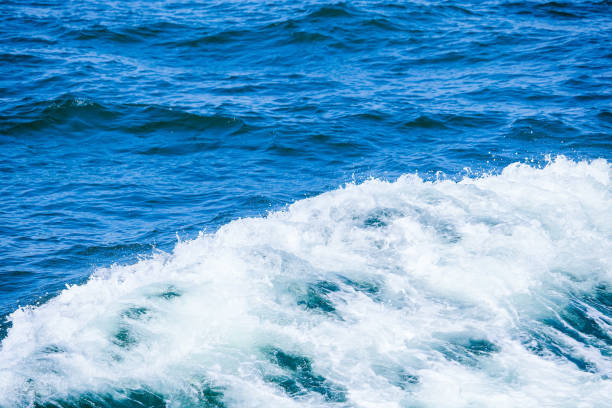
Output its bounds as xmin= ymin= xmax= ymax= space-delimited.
xmin=596 ymin=110 xmax=612 ymax=124
xmin=0 ymin=97 xmax=245 ymax=141
xmin=499 ymin=0 xmax=603 ymax=18
xmin=0 ymin=96 xmax=116 ymax=135
xmin=362 ymin=17 xmax=402 ymax=31
xmin=168 ymin=29 xmax=251 ymax=48
xmin=0 ymin=53 xmax=48 ymax=65
xmin=403 ymin=115 xmax=448 ymax=130
xmin=124 ymin=107 xmax=244 ymax=134
xmin=288 ymin=31 xmax=331 ymax=44
xmin=60 ymin=25 xmax=131 ymax=43
xmin=60 ymin=21 xmax=201 ymax=46
xmin=507 ymin=116 xmax=579 ymax=140
xmin=306 ymin=3 xmax=355 ymax=19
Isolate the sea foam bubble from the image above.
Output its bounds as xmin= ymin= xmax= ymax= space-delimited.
xmin=0 ymin=157 xmax=610 ymax=407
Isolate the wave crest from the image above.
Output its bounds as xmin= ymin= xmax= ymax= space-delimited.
xmin=0 ymin=157 xmax=610 ymax=407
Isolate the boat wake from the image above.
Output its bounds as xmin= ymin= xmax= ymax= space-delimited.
xmin=1 ymin=157 xmax=610 ymax=407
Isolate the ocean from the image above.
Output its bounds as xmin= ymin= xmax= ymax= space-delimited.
xmin=0 ymin=0 xmax=611 ymax=406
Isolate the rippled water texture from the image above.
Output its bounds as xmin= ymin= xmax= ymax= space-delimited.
xmin=0 ymin=0 xmax=611 ymax=407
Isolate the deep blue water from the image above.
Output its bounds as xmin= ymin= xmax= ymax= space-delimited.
xmin=0 ymin=1 xmax=611 ymax=406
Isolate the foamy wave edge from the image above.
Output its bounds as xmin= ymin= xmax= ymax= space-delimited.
xmin=1 ymin=156 xmax=611 ymax=407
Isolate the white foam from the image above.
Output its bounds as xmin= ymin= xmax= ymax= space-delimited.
xmin=1 ymin=157 xmax=610 ymax=407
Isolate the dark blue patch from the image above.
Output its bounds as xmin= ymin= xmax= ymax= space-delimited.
xmin=338 ymin=276 xmax=384 ymax=304
xmin=439 ymin=337 xmax=501 ymax=367
xmin=362 ymin=208 xmax=402 ymax=228
xmin=121 ymin=307 xmax=149 ymax=320
xmin=525 ymin=287 xmax=612 ymax=372
xmin=296 ymin=281 xmax=341 ymax=315
xmin=524 ymin=326 xmax=598 ymax=373
xmin=263 ymin=347 xmax=347 ymax=402
xmin=112 ymin=326 xmax=137 ymax=349
xmin=157 ymin=288 xmax=181 ymax=300
xmin=34 ymin=389 xmax=166 ymax=408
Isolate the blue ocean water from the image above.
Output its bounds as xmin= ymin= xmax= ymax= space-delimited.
xmin=0 ymin=1 xmax=611 ymax=407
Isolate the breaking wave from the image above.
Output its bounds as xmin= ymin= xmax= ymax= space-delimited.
xmin=1 ymin=157 xmax=610 ymax=407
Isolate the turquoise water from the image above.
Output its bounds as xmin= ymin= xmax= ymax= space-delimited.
xmin=0 ymin=1 xmax=611 ymax=406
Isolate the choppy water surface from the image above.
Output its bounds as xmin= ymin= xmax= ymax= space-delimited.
xmin=0 ymin=0 xmax=611 ymax=407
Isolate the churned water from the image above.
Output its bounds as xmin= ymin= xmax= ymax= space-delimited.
xmin=0 ymin=1 xmax=611 ymax=407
